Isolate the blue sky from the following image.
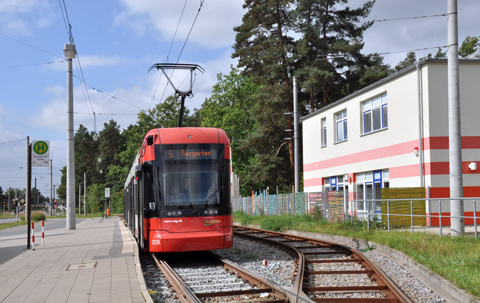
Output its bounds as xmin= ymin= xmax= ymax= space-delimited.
xmin=1 ymin=0 xmax=479 ymax=197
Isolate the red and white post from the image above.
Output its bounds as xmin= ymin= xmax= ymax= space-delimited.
xmin=42 ymin=220 xmax=44 ymax=246
xmin=31 ymin=222 xmax=35 ymax=251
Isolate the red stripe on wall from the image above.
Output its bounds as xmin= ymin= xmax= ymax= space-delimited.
xmin=429 ymin=186 xmax=480 ymax=198
xmin=304 ymin=140 xmax=417 ymax=172
xmin=424 ymin=162 xmax=480 ymax=175
xmin=423 ymin=136 xmax=480 ymax=150
xmin=304 ymin=178 xmax=324 ymax=187
xmin=304 ymin=136 xmax=480 ymax=173
xmin=389 ymin=164 xmax=419 ymax=179
xmin=305 ymin=161 xmax=480 ymax=186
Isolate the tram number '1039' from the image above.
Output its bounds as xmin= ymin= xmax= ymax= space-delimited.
xmin=151 ymin=239 xmax=161 ymax=245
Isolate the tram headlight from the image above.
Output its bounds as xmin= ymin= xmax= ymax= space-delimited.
xmin=167 ymin=212 xmax=171 ymax=216
xmin=178 ymin=211 xmax=182 ymax=216
xmin=214 ymin=210 xmax=218 ymax=215
xmin=204 ymin=210 xmax=208 ymax=215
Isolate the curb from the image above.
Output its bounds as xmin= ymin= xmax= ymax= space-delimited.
xmin=121 ymin=219 xmax=153 ymax=303
xmin=236 ymin=223 xmax=479 ymax=303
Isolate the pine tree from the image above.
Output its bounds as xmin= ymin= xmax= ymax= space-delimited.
xmin=232 ymin=0 xmax=296 ymax=191
xmin=459 ymin=36 xmax=480 ymax=58
xmin=294 ymin=0 xmax=375 ymax=109
xmin=394 ymin=51 xmax=416 ymax=72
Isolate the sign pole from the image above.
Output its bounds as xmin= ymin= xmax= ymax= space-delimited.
xmin=49 ymin=159 xmax=53 ymax=216
xmin=26 ymin=137 xmax=32 ymax=249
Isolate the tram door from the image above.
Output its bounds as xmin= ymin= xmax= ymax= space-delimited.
xmin=137 ymin=172 xmax=144 ymax=250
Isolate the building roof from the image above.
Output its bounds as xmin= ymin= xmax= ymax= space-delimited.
xmin=299 ymin=57 xmax=480 ymax=122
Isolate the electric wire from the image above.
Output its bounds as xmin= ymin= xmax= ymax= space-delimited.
xmin=73 ymin=52 xmax=95 ymax=129
xmin=59 ymin=0 xmax=96 ymax=132
xmin=0 ymin=60 xmax=66 ymax=69
xmin=74 ymin=112 xmax=136 ymax=115
xmin=149 ymin=0 xmax=189 ymax=111
xmin=315 ymin=45 xmax=449 ymax=61
xmin=59 ymin=0 xmax=74 ymax=44
xmin=360 ymin=13 xmax=448 ymax=24
xmin=70 ymin=75 xmax=142 ymax=110
xmin=0 ymin=33 xmax=62 ymax=58
xmin=156 ymin=0 xmax=205 ymax=108
xmin=173 ymin=0 xmax=204 ymax=66
xmin=0 ymin=139 xmax=26 ymax=145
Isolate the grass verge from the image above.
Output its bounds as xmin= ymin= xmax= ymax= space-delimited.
xmin=51 ymin=212 xmax=111 ymax=219
xmin=233 ymin=211 xmax=480 ymax=298
xmin=0 ymin=220 xmax=28 ymax=230
xmin=0 ymin=214 xmax=17 ymax=219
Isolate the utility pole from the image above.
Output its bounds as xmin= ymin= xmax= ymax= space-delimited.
xmin=79 ymin=185 xmax=81 ymax=214
xmin=293 ymin=77 xmax=299 ymax=193
xmin=447 ymin=0 xmax=464 ymax=236
xmin=49 ymin=159 xmax=52 ymax=216
xmin=84 ymin=172 xmax=86 ymax=216
xmin=65 ymin=43 xmax=76 ymax=230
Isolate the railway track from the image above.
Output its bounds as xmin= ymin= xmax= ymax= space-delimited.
xmin=144 ymin=227 xmax=411 ymax=302
xmin=233 ymin=226 xmax=412 ymax=303
xmin=151 ymin=251 xmax=289 ymax=303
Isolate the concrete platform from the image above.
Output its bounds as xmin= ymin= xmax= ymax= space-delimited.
xmin=0 ymin=217 xmax=151 ymax=303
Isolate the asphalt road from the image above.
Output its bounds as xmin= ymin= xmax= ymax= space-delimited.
xmin=0 ymin=218 xmax=19 ymax=224
xmin=0 ymin=218 xmax=86 ymax=238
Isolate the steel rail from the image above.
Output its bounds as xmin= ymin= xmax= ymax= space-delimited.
xmin=234 ymin=226 xmax=412 ymax=303
xmin=152 ymin=251 xmax=289 ymax=303
xmin=151 ymin=253 xmax=201 ymax=303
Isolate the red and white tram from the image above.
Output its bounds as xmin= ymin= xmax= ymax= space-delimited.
xmin=124 ymin=127 xmax=233 ymax=252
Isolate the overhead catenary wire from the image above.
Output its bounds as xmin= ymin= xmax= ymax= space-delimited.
xmin=70 ymin=75 xmax=142 ymax=110
xmin=155 ymin=0 xmax=205 ymax=108
xmin=59 ymin=0 xmax=97 ymax=132
xmin=149 ymin=0 xmax=189 ymax=111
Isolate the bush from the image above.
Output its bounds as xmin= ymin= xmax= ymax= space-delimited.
xmin=31 ymin=211 xmax=46 ymax=222
xmin=19 ymin=214 xmax=25 ymax=221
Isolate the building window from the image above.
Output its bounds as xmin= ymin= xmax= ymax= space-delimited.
xmin=325 ymin=175 xmax=348 ymax=192
xmin=335 ymin=110 xmax=347 ymax=142
xmin=363 ymin=93 xmax=387 ymax=134
xmin=321 ymin=118 xmax=327 ymax=147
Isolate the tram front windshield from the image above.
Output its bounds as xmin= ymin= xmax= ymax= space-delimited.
xmin=157 ymin=144 xmax=223 ymax=207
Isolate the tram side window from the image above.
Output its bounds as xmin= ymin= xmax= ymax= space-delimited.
xmin=144 ymin=165 xmax=156 ymax=215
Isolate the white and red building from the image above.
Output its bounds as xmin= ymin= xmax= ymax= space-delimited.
xmin=301 ymin=58 xmax=480 ymax=225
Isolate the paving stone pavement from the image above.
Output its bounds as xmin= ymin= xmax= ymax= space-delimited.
xmin=0 ymin=217 xmax=150 ymax=303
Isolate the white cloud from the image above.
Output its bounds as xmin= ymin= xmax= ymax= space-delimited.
xmin=114 ymin=0 xmax=245 ymax=49
xmin=0 ymin=0 xmax=52 ymax=36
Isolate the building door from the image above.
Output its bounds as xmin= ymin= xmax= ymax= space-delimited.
xmin=373 ymin=170 xmax=382 ymax=199
xmin=330 ymin=177 xmax=337 ymax=191
xmin=373 ymin=170 xmax=383 ymax=217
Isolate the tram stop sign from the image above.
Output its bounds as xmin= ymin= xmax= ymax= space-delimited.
xmin=32 ymin=140 xmax=50 ymax=167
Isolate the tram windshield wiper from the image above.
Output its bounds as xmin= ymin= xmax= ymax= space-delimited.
xmin=193 ymin=187 xmax=223 ymax=214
